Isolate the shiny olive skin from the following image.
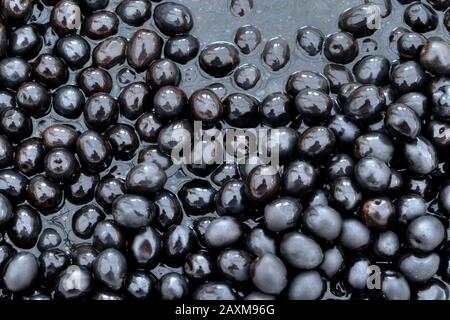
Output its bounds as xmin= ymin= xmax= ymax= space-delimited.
xmin=199 ymin=42 xmax=240 ymax=77
xmin=42 ymin=124 xmax=78 ymax=150
xmin=135 ymin=112 xmax=164 ymax=143
xmin=16 ymin=82 xmax=51 ymax=117
xmin=295 ymin=88 xmax=333 ymax=121
xmin=339 ymin=218 xmax=371 ymax=251
xmin=404 ymin=136 xmax=438 ymax=175
xmin=245 ymin=165 xmax=280 ymax=203
xmin=93 ymin=219 xmax=125 ymax=251
xmin=72 ymin=205 xmax=105 ymax=239
xmin=93 ymin=36 xmax=127 ymax=69
xmin=153 ymin=85 xmax=187 ymax=120
xmin=81 ymin=11 xmax=119 ymax=40
xmin=146 ymin=59 xmax=181 ymax=88
xmin=407 ymin=215 xmax=445 ymax=253
xmin=27 ymin=175 xmax=63 ymax=213
xmin=0 ymin=169 xmax=28 ymax=202
xmin=282 ymin=160 xmax=317 ymax=196
xmin=39 ymin=249 xmax=70 ymax=287
xmin=52 ymin=85 xmax=85 ymax=119
xmin=44 ymin=148 xmax=79 ymax=181
xmin=323 ymin=32 xmax=358 ymax=64
xmin=153 ymin=191 xmax=182 ymax=230
xmin=354 ymin=132 xmax=394 ymax=163
xmin=344 ymin=85 xmax=385 ymax=121
xmin=32 ymin=54 xmax=68 ymax=88
xmin=250 ymin=254 xmax=287 ymax=295
xmin=157 ymin=272 xmax=189 ymax=300
xmin=130 ymin=226 xmax=161 ymax=268
xmin=76 ymin=130 xmax=112 ymax=172
xmin=0 ymin=108 xmax=32 ymax=142
xmin=112 ymin=194 xmax=154 ymax=229
xmin=381 ymin=270 xmax=411 ymax=300
xmin=163 ymin=224 xmax=198 ymax=265
xmin=116 ymin=0 xmax=152 ymax=26
xmin=2 ymin=252 xmax=39 ymax=293
xmin=361 ymin=197 xmax=395 ymax=230
xmin=217 ymin=248 xmax=252 ymax=282
xmin=178 ymin=179 xmax=215 ymax=216
xmin=328 ymin=114 xmax=360 ymax=145
xmin=95 ymin=178 xmax=126 ymax=211
xmin=118 ymin=82 xmax=152 ymax=120
xmin=288 ymin=270 xmax=325 ymax=300
xmin=303 ymin=205 xmax=342 ymax=241
xmin=280 ymin=231 xmax=323 ymax=269
xmin=164 ymin=34 xmax=200 ymax=64
xmin=338 ymin=4 xmax=382 ymax=38
xmin=55 ymin=265 xmax=93 ymax=299
xmin=8 ymin=205 xmax=41 ymax=249
xmin=296 ymin=26 xmax=324 ymax=56
xmin=397 ymin=32 xmax=427 ymax=60
xmin=385 ymin=103 xmax=421 ymax=140
xmin=54 ymin=35 xmax=90 ymax=69
xmin=0 ymin=193 xmax=13 ymax=228
xmin=0 ymin=57 xmax=31 ymax=89
xmin=126 ymin=162 xmax=166 ymax=195
xmin=14 ymin=138 xmax=45 ymax=176
xmin=127 ymin=29 xmax=163 ymax=71
xmin=184 ymin=251 xmax=214 ymax=282
xmin=264 ymin=197 xmax=302 ymax=233
xmin=259 ymin=92 xmax=292 ymax=127
xmin=125 ymin=270 xmax=156 ymax=300
xmin=93 ymin=248 xmax=127 ymax=291
xmin=297 ymin=126 xmax=336 ymax=159
xmin=404 ymin=2 xmax=438 ymax=33
xmin=262 ymin=37 xmax=290 ymax=71
xmin=354 ymin=157 xmax=391 ymax=192
xmin=399 ymin=252 xmax=440 ymax=283
xmin=78 ymin=68 xmax=113 ymax=96
xmin=390 ymin=61 xmax=426 ymax=94
xmin=223 ymin=93 xmax=259 ymax=128
xmin=37 ymin=228 xmax=62 ymax=252
xmin=154 ymin=2 xmax=193 ymax=36
xmin=189 ymin=89 xmax=223 ymax=125
xmin=286 ymin=70 xmax=329 ymax=97
xmin=104 ymin=124 xmax=139 ymax=160
xmin=353 ymin=55 xmax=390 ymax=85
xmin=204 ymin=216 xmax=244 ymax=249
xmin=234 ymin=25 xmax=261 ymax=55
xmin=66 ymin=171 xmax=99 ymax=206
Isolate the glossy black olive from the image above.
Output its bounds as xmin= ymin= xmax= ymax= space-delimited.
xmin=154 ymin=2 xmax=193 ymax=36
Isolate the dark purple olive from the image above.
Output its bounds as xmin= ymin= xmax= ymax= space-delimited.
xmin=404 ymin=136 xmax=438 ymax=175
xmin=178 ymin=179 xmax=215 ymax=215
xmin=78 ymin=68 xmax=113 ymax=96
xmin=81 ymin=11 xmax=119 ymax=40
xmin=199 ymin=42 xmax=240 ymax=77
xmin=250 ymin=254 xmax=287 ymax=295
xmin=204 ymin=216 xmax=244 ymax=249
xmin=296 ymin=26 xmax=324 ymax=56
xmin=8 ymin=25 xmax=42 ymax=59
xmin=164 ymin=34 xmax=199 ymax=64
xmin=324 ymin=66 xmax=354 ymax=97
xmin=8 ymin=205 xmax=41 ymax=249
xmin=93 ymin=248 xmax=127 ymax=290
xmin=32 ymin=54 xmax=68 ymax=88
xmin=127 ymin=29 xmax=163 ymax=72
xmin=163 ymin=224 xmax=198 ymax=265
xmin=390 ymin=61 xmax=426 ymax=94
xmin=353 ymin=55 xmax=390 ymax=85
xmin=0 ymin=57 xmax=31 ymax=89
xmin=344 ymin=85 xmax=385 ymax=121
xmin=398 ymin=32 xmax=427 ymax=59
xmin=146 ymin=59 xmax=181 ymax=89
xmin=420 ymin=40 xmax=450 ymax=76
xmin=286 ymin=70 xmax=329 ymax=97
xmin=288 ymin=271 xmax=325 ymax=300
xmin=112 ymin=194 xmax=154 ymax=229
xmin=93 ymin=36 xmax=127 ymax=69
xmin=54 ymin=35 xmax=90 ymax=69
xmin=407 ymin=216 xmax=445 ymax=253
xmin=52 ymin=85 xmax=85 ymax=118
xmin=116 ymin=0 xmax=152 ymax=26
xmin=157 ymin=273 xmax=189 ymax=300
xmin=339 ymin=4 xmax=382 ymax=38
xmin=27 ymin=175 xmax=62 ymax=213
xmin=361 ymin=196 xmax=395 ymax=229
xmin=223 ymin=93 xmax=260 ymax=128
xmin=184 ymin=251 xmax=214 ymax=282
xmin=385 ymin=103 xmax=421 ymax=140
xmin=323 ymin=32 xmax=358 ymax=64
xmin=130 ymin=226 xmax=161 ymax=268
xmin=404 ymin=2 xmax=438 ymax=33
xmin=14 ymin=138 xmax=45 ymax=176
xmin=93 ymin=220 xmax=124 ymax=251
xmin=153 ymin=85 xmax=187 ymax=120
xmin=262 ymin=36 xmax=290 ymax=71
xmin=76 ymin=130 xmax=112 ymax=172
xmin=234 ymin=25 xmax=261 ymax=54
xmin=153 ymin=2 xmax=193 ymax=36
xmin=298 ymin=126 xmax=336 ymax=159
xmin=2 ymin=252 xmax=39 ymax=293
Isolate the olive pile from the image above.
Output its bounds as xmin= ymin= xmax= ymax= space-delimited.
xmin=0 ymin=0 xmax=450 ymax=301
